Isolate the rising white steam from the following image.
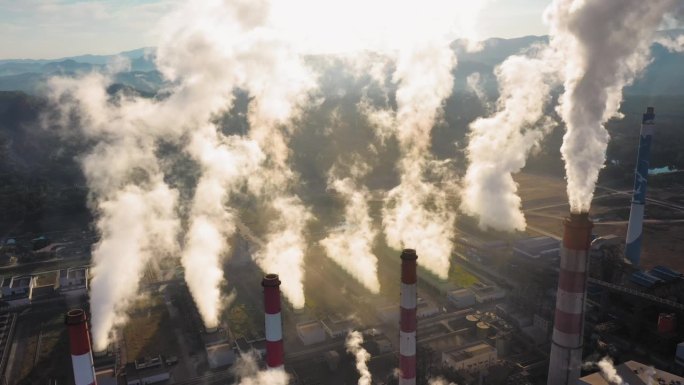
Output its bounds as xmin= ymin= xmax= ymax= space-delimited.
xmin=254 ymin=197 xmax=311 ymax=309
xmin=46 ymin=0 xmax=316 ymax=344
xmin=233 ymin=351 xmax=289 ymax=385
xmin=461 ymin=49 xmax=560 ymax=231
xmin=547 ymin=0 xmax=679 ymax=213
xmin=46 ymin=72 xmax=180 ymax=351
xmin=428 ymin=378 xmax=458 ymax=385
xmin=242 ymin=34 xmax=316 ymax=309
xmin=466 ymin=72 xmax=489 ymax=107
xmin=655 ymin=34 xmax=684 ymax=52
xmin=597 ymin=357 xmax=624 ymax=385
xmin=158 ymin=0 xmax=315 ymax=320
xmin=321 ymin=162 xmax=380 ymax=293
xmin=382 ymin=42 xmax=459 ymax=278
xmin=346 ymin=331 xmax=372 ymax=385
xmin=182 ymin=129 xmax=264 ymax=328
xmin=46 ymin=0 xmax=497 ymax=343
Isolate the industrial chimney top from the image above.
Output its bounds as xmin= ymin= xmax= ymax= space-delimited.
xmin=66 ymin=308 xmax=87 ymax=325
xmin=262 ymin=274 xmax=281 ymax=287
xmin=400 ymin=249 xmax=418 ymax=260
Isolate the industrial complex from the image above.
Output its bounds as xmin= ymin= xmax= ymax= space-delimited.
xmin=0 ymin=107 xmax=683 ymax=385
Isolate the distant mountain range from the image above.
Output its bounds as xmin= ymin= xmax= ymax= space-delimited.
xmin=1 ymin=31 xmax=683 ymax=96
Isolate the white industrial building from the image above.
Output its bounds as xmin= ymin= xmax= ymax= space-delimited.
xmin=296 ymin=321 xmax=326 ymax=345
xmin=0 ymin=275 xmax=35 ymax=306
xmin=442 ymin=343 xmax=497 ymax=374
xmin=471 ymin=283 xmax=506 ymax=303
xmin=58 ymin=267 xmax=88 ymax=296
xmin=447 ymin=289 xmax=476 ymax=309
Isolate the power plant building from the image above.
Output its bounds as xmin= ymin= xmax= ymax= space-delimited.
xmin=442 ymin=343 xmax=497 ymax=374
xmin=512 ymin=236 xmax=560 ymax=259
xmin=296 ymin=321 xmax=326 ymax=345
xmin=447 ymin=288 xmax=476 ymax=309
xmin=59 ymin=267 xmax=89 ymax=296
xmin=125 ymin=356 xmax=171 ymax=385
xmin=578 ymin=360 xmax=683 ymax=385
xmin=1 ymin=275 xmax=35 ymax=306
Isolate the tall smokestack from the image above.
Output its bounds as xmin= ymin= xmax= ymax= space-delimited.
xmin=548 ymin=213 xmax=593 ymax=385
xmin=66 ymin=309 xmax=97 ymax=385
xmin=262 ymin=273 xmax=284 ymax=369
xmin=625 ymin=107 xmax=656 ymax=266
xmin=400 ymin=249 xmax=417 ymax=385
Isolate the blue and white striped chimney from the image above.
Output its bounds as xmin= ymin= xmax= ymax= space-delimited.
xmin=625 ymin=107 xmax=655 ymax=266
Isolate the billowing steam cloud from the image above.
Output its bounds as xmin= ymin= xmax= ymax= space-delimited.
xmin=242 ymin=35 xmax=316 ymax=309
xmin=46 ymin=0 xmax=499 ymax=347
xmin=182 ymin=130 xmax=264 ymax=328
xmin=547 ymin=0 xmax=679 ymax=213
xmin=47 ymin=0 xmax=316 ymax=346
xmin=321 ymin=162 xmax=380 ymax=293
xmin=47 ymin=72 xmax=181 ymax=350
xmin=596 ymin=357 xmax=624 ymax=385
xmin=381 ymin=42 xmax=459 ymax=278
xmin=655 ymin=34 xmax=684 ymax=52
xmin=461 ymin=48 xmax=560 ymax=231
xmin=233 ymin=352 xmax=289 ymax=385
xmin=254 ymin=197 xmax=311 ymax=309
xmin=346 ymin=331 xmax=372 ymax=385
xmin=466 ymin=72 xmax=489 ymax=108
xmin=374 ymin=2 xmax=490 ymax=277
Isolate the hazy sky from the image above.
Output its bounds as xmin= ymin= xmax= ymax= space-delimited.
xmin=0 ymin=0 xmax=550 ymax=60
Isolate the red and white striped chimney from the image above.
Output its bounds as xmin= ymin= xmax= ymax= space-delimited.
xmin=262 ymin=273 xmax=284 ymax=369
xmin=547 ymin=213 xmax=593 ymax=385
xmin=400 ymin=249 xmax=417 ymax=385
xmin=66 ymin=308 xmax=97 ymax=385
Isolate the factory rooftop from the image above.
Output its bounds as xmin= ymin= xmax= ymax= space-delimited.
xmin=578 ymin=360 xmax=684 ymax=385
xmin=444 ymin=343 xmax=495 ymax=362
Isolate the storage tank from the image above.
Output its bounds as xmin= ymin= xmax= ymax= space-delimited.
xmin=476 ymin=322 xmax=490 ymax=339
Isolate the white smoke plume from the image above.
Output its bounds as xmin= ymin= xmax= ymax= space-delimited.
xmin=182 ymin=128 xmax=264 ymax=328
xmin=46 ymin=72 xmax=181 ymax=351
xmin=346 ymin=331 xmax=372 ymax=385
xmin=254 ymin=197 xmax=311 ymax=309
xmin=466 ymin=72 xmax=490 ymax=108
xmin=153 ymin=0 xmax=315 ymax=322
xmin=382 ymin=41 xmax=459 ymax=278
xmin=46 ymin=0 xmax=317 ymax=344
xmin=233 ymin=351 xmax=289 ymax=385
xmin=321 ymin=162 xmax=381 ymax=293
xmin=461 ymin=48 xmax=560 ymax=231
xmin=428 ymin=378 xmax=458 ymax=385
xmin=546 ymin=0 xmax=679 ymax=213
xmin=655 ymin=34 xmax=684 ymax=52
xmin=596 ymin=357 xmax=624 ymax=385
